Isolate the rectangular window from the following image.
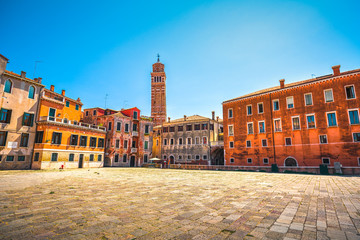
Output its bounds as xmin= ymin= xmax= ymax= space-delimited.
xmin=90 ymin=137 xmax=97 ymax=147
xmin=115 ymin=154 xmax=119 ymax=162
xmin=133 ymin=123 xmax=137 ymax=132
xmin=86 ymin=111 xmax=89 ymax=116
xmin=247 ymin=122 xmax=254 ymax=134
xmin=163 ymin=127 xmax=168 ymax=133
xmin=195 ymin=137 xmax=200 ymax=145
xmin=80 ymin=136 xmax=87 ymax=147
xmin=247 ymin=158 xmax=252 ymax=164
xmin=0 ymin=108 xmax=12 ymax=123
xmin=117 ymin=122 xmax=121 ymax=131
xmin=34 ymin=152 xmax=39 ymax=161
xmin=292 ymin=116 xmax=300 ymax=130
xmin=75 ymin=104 xmax=79 ymax=110
xmin=285 ymin=137 xmax=292 ymax=146
xmin=263 ymin=158 xmax=269 ymax=164
xmin=349 ymin=109 xmax=360 ymax=125
xmin=324 ymin=89 xmax=334 ymax=103
xmin=258 ymin=103 xmax=264 ymax=114
xmin=194 ymin=124 xmax=200 ymax=131
xmin=170 ymin=138 xmax=174 ymax=145
xmin=132 ymin=140 xmax=136 ymax=148
xmin=144 ymin=155 xmax=148 ymax=163
xmin=70 ymin=135 xmax=78 ymax=146
xmin=304 ymin=93 xmax=313 ymax=106
xmin=145 ymin=125 xmax=149 ymax=134
xmin=178 ymin=126 xmax=183 ymax=131
xmin=98 ymin=155 xmax=102 ymax=162
xmin=66 ymin=101 xmax=70 ymax=107
xmin=201 ymin=123 xmax=208 ymax=130
xmin=51 ymin=153 xmax=58 ymax=161
xmin=178 ymin=155 xmax=182 ymax=160
xmin=125 ymin=124 xmax=129 ymax=132
xmin=98 ymin=138 xmax=105 ymax=148
xmin=93 ymin=110 xmax=97 ymax=115
xmin=258 ymin=121 xmax=265 ymax=133
xmin=195 ymin=155 xmax=200 ymax=160
xmin=187 ymin=155 xmax=191 ymax=160
xmin=133 ymin=111 xmax=138 ymax=119
xmin=247 ymin=105 xmax=252 ymax=115
xmin=320 ymin=135 xmax=327 ymax=144
xmin=89 ymin=154 xmax=94 ymax=161
xmin=286 ymin=96 xmax=294 ymax=109
xmin=0 ymin=131 xmax=7 ymax=146
xmin=163 ymin=139 xmax=168 ymax=146
xmin=273 ymin=100 xmax=279 ymax=111
xmin=306 ymin=115 xmax=316 ymax=129
xmin=230 ymin=158 xmax=234 ymax=163
xmin=108 ymin=122 xmax=112 ymax=131
xmin=229 ymin=141 xmax=234 ymax=148
xmin=322 ymin=158 xmax=330 ymax=165
xmin=203 ymin=155 xmax=207 ymax=160
xmin=353 ymin=133 xmax=360 ymax=142
xmin=327 ymin=112 xmax=337 ymax=127
xmin=262 ymin=139 xmax=267 ymax=147
xmin=246 ymin=140 xmax=251 ymax=148
xmin=144 ymin=141 xmax=148 ymax=149
xmin=116 ymin=139 xmax=120 ymax=148
xmin=202 ymin=137 xmax=207 ymax=144
xmin=20 ymin=133 xmax=29 ymax=147
xmin=186 ymin=125 xmax=192 ymax=131
xmin=35 ymin=131 xmax=44 ymax=143
xmin=6 ymin=156 xmax=14 ymax=161
xmin=22 ymin=113 xmax=34 ymax=126
xmin=52 ymin=132 xmax=62 ymax=144
xmin=274 ymin=119 xmax=281 ymax=132
xmin=187 ymin=137 xmax=192 ymax=145
xmin=124 ymin=140 xmax=128 ymax=148
xmin=228 ymin=108 xmax=233 ymax=118
xmin=123 ymin=154 xmax=127 ymax=162
xmin=228 ymin=125 xmax=234 ymax=136
xmin=69 ymin=153 xmax=74 ymax=161
xmin=18 ymin=156 xmax=25 ymax=161
xmin=178 ymin=138 xmax=183 ymax=145
xmin=345 ymin=85 xmax=356 ymax=99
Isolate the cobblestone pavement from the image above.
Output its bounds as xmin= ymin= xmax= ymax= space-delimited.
xmin=0 ymin=168 xmax=360 ymax=240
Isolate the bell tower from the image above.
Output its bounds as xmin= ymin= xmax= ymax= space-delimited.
xmin=151 ymin=54 xmax=167 ymax=126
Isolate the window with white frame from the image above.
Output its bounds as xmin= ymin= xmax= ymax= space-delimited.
xmin=306 ymin=114 xmax=316 ymax=129
xmin=358 ymin=157 xmax=360 ymax=166
xmin=230 ymin=158 xmax=234 ymax=163
xmin=258 ymin=103 xmax=264 ymax=114
xmin=228 ymin=108 xmax=233 ymax=118
xmin=229 ymin=141 xmax=234 ymax=148
xmin=258 ymin=121 xmax=265 ymax=133
xmin=178 ymin=138 xmax=183 ymax=145
xmin=195 ymin=155 xmax=200 ymax=160
xmin=322 ymin=158 xmax=330 ymax=165
xmin=304 ymin=93 xmax=313 ymax=106
xmin=247 ymin=122 xmax=254 ymax=134
xmin=326 ymin=112 xmax=337 ymax=127
xmin=285 ymin=137 xmax=292 ymax=146
xmin=286 ymin=96 xmax=294 ymax=109
xmin=247 ymin=158 xmax=252 ymax=164
xmin=273 ymin=99 xmax=279 ymax=111
xmin=292 ymin=116 xmax=300 ymax=130
xmin=274 ymin=119 xmax=282 ymax=132
xmin=246 ymin=140 xmax=251 ymax=148
xmin=348 ymin=109 xmax=360 ymax=125
xmin=320 ymin=135 xmax=327 ymax=144
xmin=117 ymin=122 xmax=121 ymax=131
xmin=345 ymin=85 xmax=356 ymax=99
xmin=163 ymin=139 xmax=168 ymax=146
xmin=187 ymin=155 xmax=191 ymax=160
xmin=353 ymin=133 xmax=360 ymax=142
xmin=187 ymin=137 xmax=192 ymax=145
xmin=247 ymin=105 xmax=252 ymax=115
xmin=195 ymin=137 xmax=200 ymax=145
xmin=263 ymin=158 xmax=269 ymax=164
xmin=228 ymin=125 xmax=234 ymax=136
xmin=178 ymin=155 xmax=182 ymax=160
xmin=202 ymin=137 xmax=207 ymax=144
xmin=324 ymin=89 xmax=334 ymax=103
xmin=262 ymin=139 xmax=267 ymax=147
xmin=170 ymin=138 xmax=174 ymax=145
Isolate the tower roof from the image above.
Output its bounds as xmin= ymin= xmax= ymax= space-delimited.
xmin=152 ymin=54 xmax=164 ymax=72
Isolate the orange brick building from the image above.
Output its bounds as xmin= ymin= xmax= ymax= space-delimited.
xmin=223 ymin=65 xmax=360 ymax=174
xmin=151 ymin=55 xmax=167 ymax=126
xmin=32 ymin=85 xmax=106 ymax=169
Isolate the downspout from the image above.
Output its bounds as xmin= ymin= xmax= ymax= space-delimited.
xmin=269 ymin=93 xmax=276 ymax=164
xmin=30 ymin=86 xmax=44 ymax=169
xmin=208 ymin=119 xmax=211 ymax=166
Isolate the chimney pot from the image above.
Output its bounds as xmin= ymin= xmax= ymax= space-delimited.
xmin=216 ymin=116 xmax=219 ymax=121
xmin=61 ymin=90 xmax=65 ymax=96
xmin=37 ymin=77 xmax=42 ymax=84
xmin=184 ymin=115 xmax=187 ymax=121
xmin=21 ymin=71 xmax=26 ymax=78
xmin=279 ymin=79 xmax=285 ymax=89
xmin=212 ymin=111 xmax=215 ymax=120
xmin=50 ymin=85 xmax=55 ymax=91
xmin=332 ymin=65 xmax=341 ymax=76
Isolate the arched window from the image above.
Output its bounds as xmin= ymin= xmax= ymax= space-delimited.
xmin=4 ymin=80 xmax=12 ymax=93
xmin=28 ymin=86 xmax=35 ymax=99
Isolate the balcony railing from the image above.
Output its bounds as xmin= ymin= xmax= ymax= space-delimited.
xmin=210 ymin=141 xmax=224 ymax=147
xmin=131 ymin=148 xmax=137 ymax=153
xmin=132 ymin=131 xmax=139 ymax=137
xmin=39 ymin=116 xmax=106 ymax=131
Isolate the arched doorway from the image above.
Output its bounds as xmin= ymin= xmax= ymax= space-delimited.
xmin=211 ymin=147 xmax=224 ymax=165
xmin=169 ymin=155 xmax=175 ymax=164
xmin=284 ymin=157 xmax=298 ymax=167
xmin=104 ymin=157 xmax=111 ymax=167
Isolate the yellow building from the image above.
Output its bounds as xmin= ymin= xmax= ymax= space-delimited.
xmin=32 ymin=85 xmax=106 ymax=169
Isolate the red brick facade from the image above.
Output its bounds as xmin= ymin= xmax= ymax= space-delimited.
xmin=223 ymin=65 xmax=360 ymax=173
xmin=151 ymin=57 xmax=167 ymax=126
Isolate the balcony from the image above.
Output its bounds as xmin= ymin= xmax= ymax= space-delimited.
xmin=210 ymin=141 xmax=224 ymax=147
xmin=38 ymin=116 xmax=106 ymax=132
xmin=132 ymin=131 xmax=139 ymax=137
xmin=131 ymin=148 xmax=137 ymax=153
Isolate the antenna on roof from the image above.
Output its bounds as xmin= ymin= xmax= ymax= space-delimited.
xmin=105 ymin=94 xmax=108 ymax=108
xmin=157 ymin=53 xmax=160 ymax=62
xmin=33 ymin=61 xmax=42 ymax=79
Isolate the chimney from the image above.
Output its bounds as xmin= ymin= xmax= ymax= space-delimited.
xmin=212 ymin=111 xmax=215 ymax=120
xmin=37 ymin=77 xmax=42 ymax=84
xmin=61 ymin=90 xmax=65 ymax=96
xmin=168 ymin=117 xmax=170 ymax=122
xmin=279 ymin=79 xmax=285 ymax=89
xmin=50 ymin=85 xmax=55 ymax=91
xmin=184 ymin=115 xmax=187 ymax=121
xmin=216 ymin=116 xmax=219 ymax=122
xmin=332 ymin=65 xmax=341 ymax=76
xmin=21 ymin=71 xmax=26 ymax=78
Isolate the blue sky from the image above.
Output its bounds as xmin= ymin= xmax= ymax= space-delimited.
xmin=1 ymin=0 xmax=359 ymax=119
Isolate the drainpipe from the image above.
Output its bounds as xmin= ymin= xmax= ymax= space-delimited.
xmin=208 ymin=119 xmax=211 ymax=166
xmin=269 ymin=93 xmax=276 ymax=164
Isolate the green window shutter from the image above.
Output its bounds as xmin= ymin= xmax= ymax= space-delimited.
xmin=59 ymin=133 xmax=62 ymax=145
xmin=30 ymin=114 xmax=34 ymax=127
xmin=7 ymin=110 xmax=12 ymax=123
xmin=52 ymin=132 xmax=55 ymax=144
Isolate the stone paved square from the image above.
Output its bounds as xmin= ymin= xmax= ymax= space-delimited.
xmin=0 ymin=168 xmax=360 ymax=239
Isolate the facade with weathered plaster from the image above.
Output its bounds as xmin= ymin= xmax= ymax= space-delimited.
xmin=0 ymin=54 xmax=44 ymax=169
xmin=153 ymin=113 xmax=223 ymax=165
xmin=223 ymin=65 xmax=360 ymax=174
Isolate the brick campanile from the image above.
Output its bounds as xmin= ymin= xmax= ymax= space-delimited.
xmin=151 ymin=55 xmax=167 ymax=126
